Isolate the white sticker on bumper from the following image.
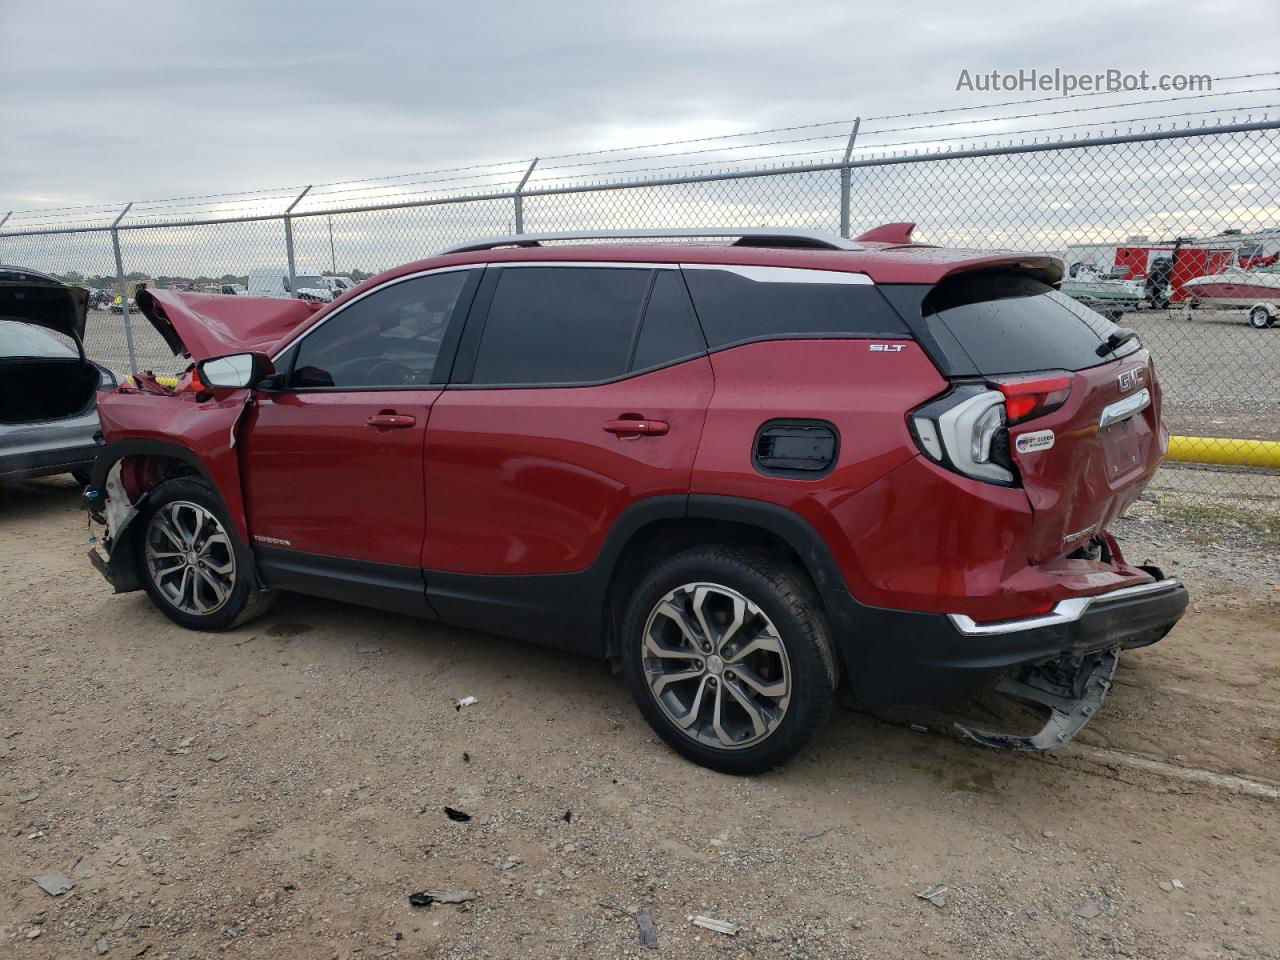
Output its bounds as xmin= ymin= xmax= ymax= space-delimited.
xmin=1015 ymin=429 xmax=1056 ymax=453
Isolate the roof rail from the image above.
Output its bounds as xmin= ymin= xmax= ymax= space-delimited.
xmin=439 ymin=228 xmax=863 ymax=255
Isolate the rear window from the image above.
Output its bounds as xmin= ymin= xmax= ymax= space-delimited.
xmin=681 ymin=266 xmax=909 ymax=348
xmin=923 ymin=273 xmax=1137 ymax=374
xmin=0 ymin=319 xmax=75 ymax=357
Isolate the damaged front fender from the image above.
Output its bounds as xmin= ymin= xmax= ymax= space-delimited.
xmin=84 ymin=388 xmax=258 ymax=593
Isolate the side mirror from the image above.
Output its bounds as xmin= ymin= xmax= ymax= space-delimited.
xmin=197 ymin=352 xmax=275 ymax=389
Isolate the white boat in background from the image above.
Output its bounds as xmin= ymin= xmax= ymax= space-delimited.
xmin=1061 ymin=264 xmax=1147 ymax=303
xmin=1181 ymin=264 xmax=1280 ymax=328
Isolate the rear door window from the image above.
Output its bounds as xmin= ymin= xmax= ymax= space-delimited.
xmin=681 ymin=265 xmax=909 ymax=348
xmin=470 ymin=267 xmax=651 ymax=385
xmin=923 ymin=273 xmax=1137 ymax=374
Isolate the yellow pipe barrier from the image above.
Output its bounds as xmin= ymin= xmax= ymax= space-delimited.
xmin=1167 ymin=436 xmax=1280 ymax=469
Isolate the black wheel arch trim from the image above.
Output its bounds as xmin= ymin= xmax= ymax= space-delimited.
xmin=87 ymin=438 xmax=216 ymax=492
xmin=426 ymin=494 xmax=855 ymax=661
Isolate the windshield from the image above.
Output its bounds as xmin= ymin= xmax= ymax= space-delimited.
xmin=292 ymin=275 xmax=326 ymax=291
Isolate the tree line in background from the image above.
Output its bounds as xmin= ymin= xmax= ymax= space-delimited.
xmin=53 ymin=268 xmax=376 ymax=290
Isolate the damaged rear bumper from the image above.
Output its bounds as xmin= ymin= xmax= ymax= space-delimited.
xmin=825 ymin=574 xmax=1189 ymax=746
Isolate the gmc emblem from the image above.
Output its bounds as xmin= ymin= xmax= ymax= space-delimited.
xmin=1117 ymin=367 xmax=1145 ymax=392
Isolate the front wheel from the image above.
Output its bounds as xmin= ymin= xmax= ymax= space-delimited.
xmin=137 ymin=477 xmax=275 ymax=630
xmin=620 ymin=546 xmax=838 ymax=774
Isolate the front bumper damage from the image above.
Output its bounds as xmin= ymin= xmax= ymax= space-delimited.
xmin=83 ymin=460 xmax=145 ymax=594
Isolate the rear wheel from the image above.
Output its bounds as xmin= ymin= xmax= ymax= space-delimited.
xmin=137 ymin=477 xmax=275 ymax=630
xmin=620 ymin=546 xmax=837 ymax=774
xmin=1249 ymin=306 xmax=1275 ymax=329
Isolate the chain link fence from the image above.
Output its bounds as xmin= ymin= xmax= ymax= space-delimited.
xmin=3 ymin=120 xmax=1278 ymax=512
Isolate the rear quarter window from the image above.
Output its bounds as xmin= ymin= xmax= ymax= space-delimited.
xmin=924 ymin=273 xmax=1136 ymax=374
xmin=681 ymin=266 xmax=908 ymax=348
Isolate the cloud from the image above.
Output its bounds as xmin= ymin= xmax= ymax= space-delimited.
xmin=3 ymin=0 xmax=1277 ymax=211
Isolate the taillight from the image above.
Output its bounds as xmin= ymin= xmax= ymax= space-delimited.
xmin=910 ymin=385 xmax=1015 ymax=485
xmin=911 ymin=372 xmax=1075 ymax=485
xmin=993 ymin=372 xmax=1072 ymax=425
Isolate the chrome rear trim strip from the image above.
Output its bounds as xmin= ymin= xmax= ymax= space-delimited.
xmin=947 ymin=578 xmax=1181 ymax=636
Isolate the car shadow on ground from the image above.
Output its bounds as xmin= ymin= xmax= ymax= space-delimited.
xmin=0 ymin=474 xmax=85 ymax=511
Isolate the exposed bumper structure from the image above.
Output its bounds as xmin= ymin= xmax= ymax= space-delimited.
xmin=824 ymin=574 xmax=1189 ymax=743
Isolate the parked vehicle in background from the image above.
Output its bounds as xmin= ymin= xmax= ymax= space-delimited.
xmin=84 ymin=226 xmax=1187 ymax=773
xmin=318 ymin=276 xmax=357 ymax=296
xmin=220 ymin=283 xmax=247 ymax=296
xmin=245 ymin=267 xmax=334 ymax=302
xmin=0 ymin=266 xmax=116 ymax=484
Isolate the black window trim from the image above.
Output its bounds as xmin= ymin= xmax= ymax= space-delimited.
xmin=268 ymin=266 xmax=482 ymax=393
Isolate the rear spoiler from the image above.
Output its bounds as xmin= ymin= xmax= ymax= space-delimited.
xmin=137 ymin=289 xmax=322 ymax=361
xmin=939 ymin=256 xmax=1064 ymax=287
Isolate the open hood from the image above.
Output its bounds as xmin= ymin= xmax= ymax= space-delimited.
xmin=137 ymin=289 xmax=322 ymax=361
xmin=0 ymin=277 xmax=89 ymax=345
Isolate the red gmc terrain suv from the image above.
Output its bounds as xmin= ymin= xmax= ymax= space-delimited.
xmin=84 ymin=226 xmax=1188 ymax=773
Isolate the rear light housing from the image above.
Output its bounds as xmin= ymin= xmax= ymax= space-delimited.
xmin=993 ymin=372 xmax=1072 ymax=425
xmin=909 ymin=371 xmax=1072 ymax=486
xmin=910 ymin=385 xmax=1015 ymax=485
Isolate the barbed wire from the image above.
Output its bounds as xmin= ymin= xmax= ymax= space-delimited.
xmin=6 ymin=79 xmax=1280 ymax=227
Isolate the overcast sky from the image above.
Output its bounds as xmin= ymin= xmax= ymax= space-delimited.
xmin=2 ymin=0 xmax=1278 ymax=217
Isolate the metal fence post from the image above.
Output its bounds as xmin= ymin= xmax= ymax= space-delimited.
xmin=110 ymin=203 xmax=137 ymax=372
xmin=283 ymin=185 xmax=312 ymax=296
xmin=839 ymin=118 xmax=860 ymax=238
xmin=513 ymin=158 xmax=539 ymax=234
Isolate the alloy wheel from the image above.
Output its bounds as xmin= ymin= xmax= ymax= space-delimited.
xmin=144 ymin=501 xmax=237 ymax=616
xmin=640 ymin=581 xmax=791 ymax=750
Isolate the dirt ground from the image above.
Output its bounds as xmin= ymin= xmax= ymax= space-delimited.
xmin=2 ymin=477 xmax=1278 ymax=960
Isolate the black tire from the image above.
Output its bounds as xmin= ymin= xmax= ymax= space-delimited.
xmin=1249 ymin=306 xmax=1274 ymax=330
xmin=620 ymin=545 xmax=838 ymax=774
xmin=71 ymin=468 xmax=93 ymax=487
xmin=136 ymin=477 xmax=275 ymax=631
